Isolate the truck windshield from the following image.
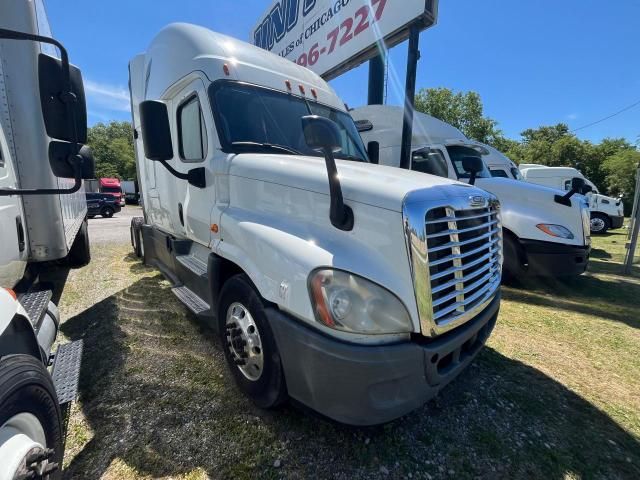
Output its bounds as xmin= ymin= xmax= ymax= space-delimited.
xmin=447 ymin=146 xmax=491 ymax=179
xmin=101 ymin=187 xmax=121 ymax=194
xmin=210 ymin=82 xmax=368 ymax=162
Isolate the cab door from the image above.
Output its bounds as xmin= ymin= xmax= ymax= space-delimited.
xmin=169 ymin=77 xmax=216 ymax=247
xmin=0 ymin=128 xmax=27 ymax=287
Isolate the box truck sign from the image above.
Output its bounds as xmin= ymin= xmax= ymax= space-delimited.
xmin=252 ymin=0 xmax=438 ymax=80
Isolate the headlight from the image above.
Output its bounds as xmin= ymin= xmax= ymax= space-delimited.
xmin=308 ymin=269 xmax=412 ymax=334
xmin=536 ymin=224 xmax=574 ymax=239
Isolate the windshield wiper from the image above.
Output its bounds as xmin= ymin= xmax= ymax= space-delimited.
xmin=336 ymin=154 xmax=366 ymax=163
xmin=231 ymin=141 xmax=302 ymax=155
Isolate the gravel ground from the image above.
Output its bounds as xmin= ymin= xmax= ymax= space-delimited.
xmin=88 ymin=205 xmax=142 ymax=245
xmin=54 ymin=222 xmax=640 ymax=479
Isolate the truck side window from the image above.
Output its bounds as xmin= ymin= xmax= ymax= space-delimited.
xmin=563 ymin=179 xmax=572 ymax=191
xmin=411 ymin=149 xmax=449 ymax=177
xmin=177 ymin=95 xmax=207 ymax=162
xmin=490 ymin=169 xmax=509 ymax=178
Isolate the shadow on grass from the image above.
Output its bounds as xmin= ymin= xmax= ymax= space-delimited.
xmin=60 ymin=273 xmax=640 ymax=480
xmin=503 ymin=272 xmax=640 ymax=330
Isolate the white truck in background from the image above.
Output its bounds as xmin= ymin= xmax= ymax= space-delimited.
xmin=0 ymin=1 xmax=94 ymax=478
xmin=352 ymin=105 xmax=592 ymax=279
xmin=519 ymin=165 xmax=624 ymax=234
xmin=129 ymin=23 xmax=502 ymax=425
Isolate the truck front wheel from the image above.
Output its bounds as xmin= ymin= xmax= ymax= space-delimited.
xmin=66 ymin=217 xmax=91 ymax=268
xmin=0 ymin=355 xmax=63 ymax=480
xmin=502 ymin=233 xmax=528 ymax=281
xmin=590 ymin=212 xmax=610 ymax=234
xmin=217 ymin=274 xmax=287 ymax=409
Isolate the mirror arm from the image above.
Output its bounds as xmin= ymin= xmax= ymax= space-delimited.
xmin=159 ymin=160 xmax=188 ymax=181
xmin=0 ymin=155 xmax=82 ymax=197
xmin=555 ymin=189 xmax=578 ymax=207
xmin=468 ymin=171 xmax=477 ymax=186
xmin=323 ymin=147 xmax=354 ymax=231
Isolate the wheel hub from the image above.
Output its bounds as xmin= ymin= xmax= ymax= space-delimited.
xmin=225 ymin=302 xmax=264 ymax=381
xmin=591 ymin=217 xmax=605 ymax=232
xmin=0 ymin=413 xmax=57 ymax=480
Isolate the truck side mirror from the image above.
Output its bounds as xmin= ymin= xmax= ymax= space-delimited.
xmin=39 ymin=54 xmax=88 ymax=143
xmin=139 ymin=100 xmax=174 ymax=161
xmin=302 ymin=115 xmax=353 ymax=231
xmin=462 ymin=156 xmax=484 ymax=185
xmin=555 ymin=177 xmax=587 ymax=206
xmin=302 ymin=115 xmax=342 ymax=153
xmin=367 ymin=141 xmax=379 ymax=164
xmin=49 ymin=143 xmax=95 ymax=179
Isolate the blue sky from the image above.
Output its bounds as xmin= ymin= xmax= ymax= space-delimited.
xmin=47 ymin=0 xmax=639 ymax=144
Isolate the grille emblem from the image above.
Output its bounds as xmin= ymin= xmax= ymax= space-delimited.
xmin=469 ymin=195 xmax=487 ymax=208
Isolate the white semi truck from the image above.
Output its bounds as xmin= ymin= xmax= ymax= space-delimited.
xmin=129 ymin=23 xmax=502 ymax=425
xmin=352 ymin=106 xmax=592 ymax=278
xmin=0 ymin=1 xmax=94 ymax=478
xmin=519 ymin=165 xmax=624 ymax=234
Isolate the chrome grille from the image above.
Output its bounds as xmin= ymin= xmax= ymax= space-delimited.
xmin=425 ymin=206 xmax=501 ymax=325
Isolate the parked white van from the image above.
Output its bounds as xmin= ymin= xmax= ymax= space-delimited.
xmin=128 ymin=24 xmax=503 ymax=425
xmin=352 ymin=105 xmax=592 ymax=279
xmin=520 ymin=165 xmax=624 ymax=233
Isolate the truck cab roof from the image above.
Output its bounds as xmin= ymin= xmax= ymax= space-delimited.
xmin=131 ymin=23 xmax=344 ymax=112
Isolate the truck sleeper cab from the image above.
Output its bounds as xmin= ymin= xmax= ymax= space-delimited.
xmin=352 ymin=106 xmax=591 ymax=278
xmin=129 ymin=23 xmax=502 ymax=425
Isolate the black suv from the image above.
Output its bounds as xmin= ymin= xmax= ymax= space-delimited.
xmin=86 ymin=192 xmax=122 ymax=218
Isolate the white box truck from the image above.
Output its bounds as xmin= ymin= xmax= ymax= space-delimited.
xmin=129 ymin=23 xmax=503 ymax=425
xmin=519 ymin=165 xmax=624 ymax=234
xmin=352 ymin=106 xmax=592 ymax=278
xmin=0 ymin=1 xmax=94 ymax=477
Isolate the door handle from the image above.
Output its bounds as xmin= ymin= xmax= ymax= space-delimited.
xmin=178 ymin=203 xmax=184 ymax=226
xmin=15 ymin=216 xmax=25 ymax=252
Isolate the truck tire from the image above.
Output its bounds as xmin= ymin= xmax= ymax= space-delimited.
xmin=66 ymin=217 xmax=91 ymax=268
xmin=502 ymin=233 xmax=528 ymax=281
xmin=590 ymin=212 xmax=610 ymax=234
xmin=101 ymin=206 xmax=115 ymax=218
xmin=131 ymin=217 xmax=144 ymax=258
xmin=217 ymin=274 xmax=287 ymax=409
xmin=0 ymin=355 xmax=63 ymax=480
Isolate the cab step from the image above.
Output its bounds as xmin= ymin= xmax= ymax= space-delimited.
xmin=176 ymin=254 xmax=208 ymax=276
xmin=19 ymin=290 xmax=53 ymax=332
xmin=172 ymin=285 xmax=210 ymax=315
xmin=50 ymin=340 xmax=83 ymax=405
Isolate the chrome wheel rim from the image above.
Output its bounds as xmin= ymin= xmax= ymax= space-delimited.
xmin=591 ymin=217 xmax=605 ymax=232
xmin=0 ymin=412 xmax=52 ymax=480
xmin=225 ymin=302 xmax=264 ymax=381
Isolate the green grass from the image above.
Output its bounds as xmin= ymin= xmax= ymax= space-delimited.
xmin=57 ymin=231 xmax=640 ymax=479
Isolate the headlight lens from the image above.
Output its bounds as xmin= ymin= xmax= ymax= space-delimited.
xmin=308 ymin=269 xmax=412 ymax=334
xmin=536 ymin=224 xmax=574 ymax=239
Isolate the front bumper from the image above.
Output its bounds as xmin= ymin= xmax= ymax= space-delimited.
xmin=268 ymin=293 xmax=500 ymax=426
xmin=520 ymin=238 xmax=590 ymax=276
xmin=610 ymin=215 xmax=624 ymax=230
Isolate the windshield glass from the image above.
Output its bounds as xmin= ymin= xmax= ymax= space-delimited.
xmin=447 ymin=145 xmax=491 ymax=179
xmin=209 ymin=82 xmax=368 ymax=162
xmin=101 ymin=187 xmax=121 ymax=194
xmin=490 ymin=169 xmax=509 ymax=178
xmin=412 ymin=148 xmax=449 ymax=177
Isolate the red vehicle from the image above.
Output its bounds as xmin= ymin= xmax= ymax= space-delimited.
xmin=99 ymin=178 xmax=125 ymax=207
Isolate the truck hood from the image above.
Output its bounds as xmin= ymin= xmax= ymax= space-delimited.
xmin=475 ymin=176 xmax=587 ymax=244
xmin=229 ymin=154 xmax=476 ymax=212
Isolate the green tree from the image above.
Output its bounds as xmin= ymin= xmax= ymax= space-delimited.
xmin=414 ymin=87 xmax=504 ymax=145
xmin=603 ymin=149 xmax=640 ymax=212
xmin=87 ymin=121 xmax=135 ymax=179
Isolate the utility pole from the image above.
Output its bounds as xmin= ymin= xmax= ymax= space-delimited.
xmin=623 ymin=162 xmax=640 ymax=274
